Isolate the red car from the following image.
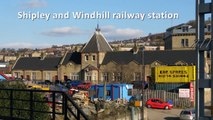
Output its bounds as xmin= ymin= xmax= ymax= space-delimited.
xmin=146 ymin=98 xmax=173 ymax=110
xmin=77 ymin=82 xmax=92 ymax=90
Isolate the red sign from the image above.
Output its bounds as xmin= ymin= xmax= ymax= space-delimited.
xmin=190 ymin=82 xmax=194 ymax=102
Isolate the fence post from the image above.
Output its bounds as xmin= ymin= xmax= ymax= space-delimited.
xmin=10 ymin=90 xmax=13 ymax=118
xmin=52 ymin=92 xmax=56 ymax=120
xmin=163 ymin=90 xmax=166 ymax=101
xmin=30 ymin=91 xmax=33 ymax=120
xmin=64 ymin=93 xmax=67 ymax=120
xmin=77 ymin=109 xmax=80 ymax=120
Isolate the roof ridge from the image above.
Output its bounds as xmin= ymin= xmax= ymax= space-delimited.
xmin=60 ymin=51 xmax=68 ymax=65
xmin=96 ymin=32 xmax=100 ymax=51
xmin=81 ymin=28 xmax=113 ymax=53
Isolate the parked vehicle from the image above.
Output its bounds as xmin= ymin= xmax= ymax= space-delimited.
xmin=77 ymin=82 xmax=92 ymax=90
xmin=146 ymin=98 xmax=173 ymax=110
xmin=29 ymin=85 xmax=50 ymax=90
xmin=44 ymin=93 xmax=63 ymax=107
xmin=55 ymin=80 xmax=63 ymax=85
xmin=68 ymin=88 xmax=79 ymax=96
xmin=54 ymin=84 xmax=68 ymax=92
xmin=179 ymin=109 xmax=195 ymax=120
xmin=0 ymin=72 xmax=11 ymax=81
xmin=64 ymin=80 xmax=72 ymax=88
xmin=70 ymin=80 xmax=82 ymax=88
xmin=44 ymin=80 xmax=52 ymax=85
xmin=131 ymin=81 xmax=148 ymax=89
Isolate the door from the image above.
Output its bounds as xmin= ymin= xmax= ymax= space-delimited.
xmin=151 ymin=99 xmax=158 ymax=108
xmin=155 ymin=99 xmax=164 ymax=109
xmin=55 ymin=75 xmax=58 ymax=80
xmin=113 ymin=86 xmax=119 ymax=100
xmin=26 ymin=75 xmax=30 ymax=80
xmin=64 ymin=75 xmax=68 ymax=81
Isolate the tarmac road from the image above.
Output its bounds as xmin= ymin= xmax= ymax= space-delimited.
xmin=147 ymin=108 xmax=182 ymax=120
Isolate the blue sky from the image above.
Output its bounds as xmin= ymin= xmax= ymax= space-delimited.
xmin=0 ymin=0 xmax=195 ymax=49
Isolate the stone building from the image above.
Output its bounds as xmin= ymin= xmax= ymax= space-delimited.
xmin=4 ymin=55 xmax=17 ymax=62
xmin=164 ymin=20 xmax=211 ymax=78
xmin=12 ymin=55 xmax=61 ymax=81
xmin=12 ymin=26 xmax=197 ymax=83
xmin=164 ymin=20 xmax=211 ymax=50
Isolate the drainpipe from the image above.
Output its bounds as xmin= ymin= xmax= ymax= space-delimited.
xmin=104 ymin=80 xmax=106 ymax=100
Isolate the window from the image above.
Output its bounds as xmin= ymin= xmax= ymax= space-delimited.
xmin=93 ymin=73 xmax=97 ymax=81
xmin=46 ymin=72 xmax=51 ymax=80
xmin=85 ymin=55 xmax=89 ymax=61
xmin=92 ymin=55 xmax=96 ymax=61
xmin=207 ymin=51 xmax=211 ymax=58
xmin=207 ymin=24 xmax=211 ymax=31
xmin=181 ymin=39 xmax=189 ymax=47
xmin=128 ymin=89 xmax=132 ymax=96
xmin=102 ymin=73 xmax=109 ymax=82
xmin=114 ymin=72 xmax=122 ymax=81
xmin=32 ymin=72 xmax=36 ymax=80
xmin=185 ymin=39 xmax=189 ymax=47
xmin=107 ymin=90 xmax=111 ymax=96
xmin=112 ymin=73 xmax=115 ymax=81
xmin=86 ymin=72 xmax=91 ymax=81
xmin=134 ymin=72 xmax=141 ymax=81
xmin=14 ymin=72 xmax=20 ymax=78
xmin=181 ymin=111 xmax=191 ymax=115
xmin=70 ymin=73 xmax=79 ymax=80
xmin=181 ymin=39 xmax=185 ymax=47
xmin=182 ymin=26 xmax=188 ymax=32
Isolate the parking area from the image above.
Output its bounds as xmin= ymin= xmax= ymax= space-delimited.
xmin=147 ymin=108 xmax=182 ymax=120
xmin=147 ymin=108 xmax=213 ymax=120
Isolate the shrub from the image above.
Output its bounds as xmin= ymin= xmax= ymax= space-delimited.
xmin=0 ymin=80 xmax=50 ymax=120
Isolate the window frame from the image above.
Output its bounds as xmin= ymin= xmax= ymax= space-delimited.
xmin=185 ymin=39 xmax=189 ymax=47
xmin=128 ymin=89 xmax=132 ymax=96
xmin=107 ymin=90 xmax=111 ymax=96
xmin=181 ymin=39 xmax=185 ymax=47
xmin=92 ymin=55 xmax=96 ymax=61
xmin=85 ymin=55 xmax=89 ymax=61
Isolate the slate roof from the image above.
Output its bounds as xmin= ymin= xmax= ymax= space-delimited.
xmin=102 ymin=50 xmax=197 ymax=65
xmin=102 ymin=51 xmax=142 ymax=65
xmin=81 ymin=30 xmax=113 ymax=53
xmin=167 ymin=20 xmax=211 ymax=31
xmin=13 ymin=57 xmax=62 ymax=70
xmin=62 ymin=52 xmax=81 ymax=65
xmin=144 ymin=50 xmax=197 ymax=65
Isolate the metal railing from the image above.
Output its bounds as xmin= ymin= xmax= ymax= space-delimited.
xmin=0 ymin=88 xmax=89 ymax=120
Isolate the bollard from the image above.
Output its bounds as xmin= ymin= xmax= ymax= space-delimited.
xmin=131 ymin=107 xmax=135 ymax=120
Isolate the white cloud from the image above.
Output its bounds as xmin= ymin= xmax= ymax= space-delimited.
xmin=22 ymin=0 xmax=47 ymax=8
xmin=101 ymin=25 xmax=143 ymax=40
xmin=41 ymin=25 xmax=143 ymax=40
xmin=1 ymin=42 xmax=50 ymax=49
xmin=42 ymin=27 xmax=85 ymax=37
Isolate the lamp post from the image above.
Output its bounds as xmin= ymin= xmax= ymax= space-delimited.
xmin=141 ymin=46 xmax=145 ymax=120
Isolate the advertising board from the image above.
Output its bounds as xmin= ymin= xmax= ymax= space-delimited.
xmin=154 ymin=66 xmax=196 ymax=83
